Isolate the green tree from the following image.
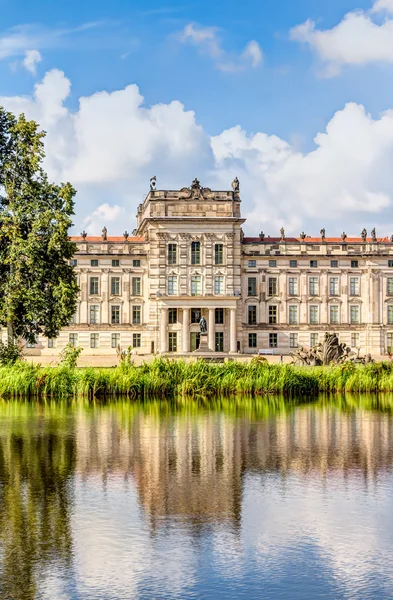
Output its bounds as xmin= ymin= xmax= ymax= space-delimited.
xmin=0 ymin=108 xmax=79 ymax=343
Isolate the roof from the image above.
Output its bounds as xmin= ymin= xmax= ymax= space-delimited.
xmin=71 ymin=236 xmax=145 ymax=243
xmin=243 ymin=237 xmax=392 ymax=244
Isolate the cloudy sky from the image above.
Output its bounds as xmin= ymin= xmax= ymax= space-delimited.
xmin=2 ymin=0 xmax=393 ymax=237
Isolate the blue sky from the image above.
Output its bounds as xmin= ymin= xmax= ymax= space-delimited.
xmin=1 ymin=0 xmax=393 ymax=235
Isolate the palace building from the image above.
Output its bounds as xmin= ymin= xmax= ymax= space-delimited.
xmin=20 ymin=178 xmax=393 ymax=357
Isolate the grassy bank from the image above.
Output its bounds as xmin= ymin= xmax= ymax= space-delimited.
xmin=1 ymin=358 xmax=393 ymax=399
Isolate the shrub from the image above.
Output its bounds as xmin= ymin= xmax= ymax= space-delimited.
xmin=59 ymin=344 xmax=83 ymax=369
xmin=0 ymin=340 xmax=24 ymax=366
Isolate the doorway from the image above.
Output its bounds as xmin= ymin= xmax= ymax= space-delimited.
xmin=190 ymin=332 xmax=200 ymax=351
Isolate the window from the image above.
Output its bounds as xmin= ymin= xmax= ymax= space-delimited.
xmin=90 ymin=259 xmax=98 ymax=267
xmin=310 ymin=260 xmax=318 ymax=268
xmin=289 ymin=260 xmax=298 ymax=268
xmin=132 ymin=306 xmax=141 ymax=325
xmin=111 ymin=305 xmax=120 ymax=324
xmin=269 ymin=333 xmax=278 ymax=348
xmin=269 ymin=259 xmax=277 ymax=268
xmin=350 ymin=277 xmax=360 ymax=296
xmin=133 ymin=333 xmax=141 ymax=348
xmin=215 ymin=308 xmax=224 ymax=324
xmin=133 ymin=259 xmax=141 ymax=267
xmin=168 ymin=276 xmax=178 ymax=296
xmin=351 ymin=260 xmax=359 ymax=268
xmin=269 ymin=305 xmax=278 ymax=324
xmin=90 ymin=333 xmax=99 ymax=349
xmin=388 ymin=333 xmax=393 ymax=354
xmin=90 ymin=277 xmax=99 ymax=295
xmin=168 ymin=243 xmax=177 ymax=265
xmin=215 ymin=244 xmax=224 ymax=265
xmin=249 ymin=333 xmax=257 ymax=348
xmin=310 ymin=305 xmax=319 ymax=324
xmin=330 ymin=305 xmax=339 ymax=324
xmin=350 ymin=305 xmax=360 ymax=324
xmin=112 ymin=259 xmax=120 ymax=267
xmin=168 ymin=332 xmax=177 ymax=352
xmin=191 ymin=241 xmax=201 ymax=265
xmin=168 ymin=309 xmax=177 ymax=324
xmin=191 ymin=309 xmax=201 ymax=324
xmin=309 ymin=277 xmax=319 ymax=296
xmin=111 ymin=333 xmax=120 ymax=348
xmin=214 ymin=276 xmax=224 ymax=295
xmin=330 ymin=260 xmax=338 ymax=268
xmin=388 ymin=277 xmax=393 ymax=296
xmin=215 ymin=332 xmax=224 ymax=352
xmin=248 ymin=305 xmax=257 ymax=325
xmin=111 ymin=277 xmax=120 ymax=295
xmin=330 ymin=277 xmax=339 ymax=296
xmin=69 ymin=333 xmax=78 ymax=347
xmin=132 ymin=277 xmax=141 ymax=296
xmin=351 ymin=333 xmax=360 ymax=348
xmin=288 ymin=277 xmax=298 ymax=296
xmin=48 ymin=338 xmax=55 ymax=348
xmin=310 ymin=333 xmax=318 ymax=347
xmin=191 ymin=275 xmax=202 ymax=296
xmin=290 ymin=333 xmax=298 ymax=348
xmin=248 ymin=260 xmax=256 ymax=267
xmin=70 ymin=259 xmax=77 ymax=267
xmin=90 ymin=305 xmax=99 ymax=324
xmin=248 ymin=277 xmax=257 ymax=296
xmin=268 ymin=277 xmax=278 ymax=296
xmin=388 ymin=306 xmax=393 ymax=324
xmin=289 ymin=305 xmax=298 ymax=325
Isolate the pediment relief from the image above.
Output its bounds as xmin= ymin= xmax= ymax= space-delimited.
xmin=88 ymin=297 xmax=103 ymax=303
xmin=348 ymin=297 xmax=363 ymax=304
xmin=109 ymin=297 xmax=124 ymax=304
xmin=287 ymin=298 xmax=301 ymax=304
xmin=307 ymin=297 xmax=322 ymax=303
xmin=328 ymin=298 xmax=342 ymax=304
xmin=266 ymin=298 xmax=281 ymax=304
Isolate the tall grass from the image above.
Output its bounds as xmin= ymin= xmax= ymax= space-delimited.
xmin=2 ymin=358 xmax=393 ymax=400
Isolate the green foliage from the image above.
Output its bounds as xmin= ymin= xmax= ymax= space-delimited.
xmin=0 ymin=107 xmax=79 ymax=343
xmin=116 ymin=344 xmax=134 ymax=368
xmin=59 ymin=343 xmax=83 ymax=369
xmin=0 ymin=340 xmax=24 ymax=365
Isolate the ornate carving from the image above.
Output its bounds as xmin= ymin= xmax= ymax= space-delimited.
xmin=259 ymin=231 xmax=265 ymax=241
xmin=361 ymin=228 xmax=367 ymax=242
xmin=179 ymin=179 xmax=214 ymax=200
xmin=291 ymin=332 xmax=372 ymax=366
xmin=102 ymin=226 xmax=107 ymax=241
xmin=123 ymin=231 xmax=129 ymax=241
xmin=371 ymin=227 xmax=377 ymax=242
xmin=300 ymin=232 xmax=306 ymax=241
xmin=150 ymin=176 xmax=156 ymax=191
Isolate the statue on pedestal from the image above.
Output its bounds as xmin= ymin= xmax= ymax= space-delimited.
xmin=199 ymin=316 xmax=207 ymax=334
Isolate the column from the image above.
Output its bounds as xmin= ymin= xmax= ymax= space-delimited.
xmin=208 ymin=308 xmax=215 ymax=351
xmin=160 ymin=307 xmax=167 ymax=353
xmin=230 ymin=308 xmax=237 ymax=353
xmin=183 ymin=308 xmax=190 ymax=353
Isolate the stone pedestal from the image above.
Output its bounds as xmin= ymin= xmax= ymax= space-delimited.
xmin=194 ymin=333 xmax=209 ymax=353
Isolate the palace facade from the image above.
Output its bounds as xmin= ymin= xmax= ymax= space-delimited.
xmin=20 ymin=179 xmax=393 ymax=356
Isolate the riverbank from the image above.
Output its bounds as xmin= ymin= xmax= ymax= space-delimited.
xmin=2 ymin=358 xmax=393 ymax=399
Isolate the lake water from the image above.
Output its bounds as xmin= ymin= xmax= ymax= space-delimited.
xmin=1 ymin=397 xmax=393 ymax=599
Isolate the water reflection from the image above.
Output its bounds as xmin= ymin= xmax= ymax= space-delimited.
xmin=0 ymin=397 xmax=393 ymax=599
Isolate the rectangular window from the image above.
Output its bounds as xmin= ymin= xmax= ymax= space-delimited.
xmin=330 ymin=277 xmax=339 ymax=296
xmin=168 ymin=332 xmax=177 ymax=352
xmin=215 ymin=308 xmax=224 ymax=324
xmin=269 ymin=259 xmax=277 ymax=268
xmin=388 ymin=277 xmax=393 ymax=296
xmin=310 ymin=260 xmax=318 ymax=268
xmin=290 ymin=333 xmax=298 ymax=348
xmin=90 ymin=259 xmax=98 ymax=267
xmin=214 ymin=276 xmax=224 ymax=295
xmin=90 ymin=333 xmax=99 ymax=349
xmin=111 ymin=305 xmax=120 ymax=324
xmin=248 ymin=260 xmax=256 ymax=267
xmin=132 ymin=277 xmax=141 ymax=296
xmin=269 ymin=333 xmax=278 ymax=348
xmin=133 ymin=259 xmax=141 ymax=267
xmin=388 ymin=333 xmax=393 ymax=354
xmin=389 ymin=260 xmax=393 ymax=268
xmin=69 ymin=333 xmax=78 ymax=347
xmin=168 ymin=308 xmax=178 ymax=324
xmin=289 ymin=260 xmax=298 ymax=268
xmin=249 ymin=333 xmax=257 ymax=348
xmin=133 ymin=333 xmax=141 ymax=348
xmin=168 ymin=276 xmax=178 ymax=296
xmin=350 ymin=305 xmax=360 ymax=324
xmin=288 ymin=277 xmax=298 ymax=296
xmin=191 ymin=309 xmax=201 ymax=324
xmin=215 ymin=332 xmax=224 ymax=352
xmin=112 ymin=259 xmax=120 ymax=267
xmin=309 ymin=277 xmax=319 ymax=296
xmin=330 ymin=260 xmax=338 ymax=268
xmin=248 ymin=305 xmax=257 ymax=325
xmin=248 ymin=277 xmax=257 ymax=296
xmin=111 ymin=277 xmax=120 ymax=295
xmin=70 ymin=259 xmax=77 ymax=267
xmin=351 ymin=333 xmax=360 ymax=348
xmin=111 ymin=333 xmax=120 ymax=348
xmin=132 ymin=306 xmax=141 ymax=325
xmin=215 ymin=244 xmax=224 ymax=265
xmin=350 ymin=277 xmax=360 ymax=296
xmin=191 ymin=275 xmax=202 ymax=296
xmin=48 ymin=338 xmax=55 ymax=348
xmin=269 ymin=305 xmax=278 ymax=324
xmin=90 ymin=277 xmax=99 ymax=295
xmin=310 ymin=305 xmax=319 ymax=325
xmin=191 ymin=241 xmax=201 ymax=265
xmin=268 ymin=277 xmax=278 ymax=296
xmin=310 ymin=333 xmax=318 ymax=347
xmin=351 ymin=260 xmax=359 ymax=268
xmin=89 ymin=305 xmax=99 ymax=324
xmin=289 ymin=305 xmax=298 ymax=325
xmin=330 ymin=304 xmax=339 ymax=324
xmin=168 ymin=243 xmax=177 ymax=265
xmin=388 ymin=306 xmax=393 ymax=324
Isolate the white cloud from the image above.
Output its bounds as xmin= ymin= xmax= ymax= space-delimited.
xmin=23 ymin=49 xmax=42 ymax=74
xmin=291 ymin=1 xmax=393 ymax=75
xmin=178 ymin=23 xmax=263 ymax=72
xmin=2 ymin=69 xmax=393 ymax=237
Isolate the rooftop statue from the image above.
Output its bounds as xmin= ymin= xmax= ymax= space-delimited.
xmin=259 ymin=231 xmax=265 ymax=241
xmin=80 ymin=230 xmax=87 ymax=240
xmin=232 ymin=177 xmax=240 ymax=192
xmin=150 ymin=176 xmax=156 ymax=191
xmin=280 ymin=227 xmax=285 ymax=241
xmin=102 ymin=226 xmax=107 ymax=242
xmin=341 ymin=232 xmax=347 ymax=241
xmin=320 ymin=228 xmax=325 ymax=241
xmin=371 ymin=228 xmax=377 ymax=242
xmin=361 ymin=228 xmax=367 ymax=242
